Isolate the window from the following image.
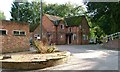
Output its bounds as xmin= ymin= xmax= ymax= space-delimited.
xmin=34 ymin=34 xmax=40 ymax=39
xmin=34 ymin=34 xmax=40 ymax=37
xmin=73 ymin=34 xmax=77 ymax=40
xmin=13 ymin=31 xmax=19 ymax=35
xmin=68 ymin=27 xmax=72 ymax=32
xmin=0 ymin=29 xmax=7 ymax=35
xmin=83 ymin=34 xmax=88 ymax=40
xmin=60 ymin=24 xmax=64 ymax=29
xmin=20 ymin=31 xmax=25 ymax=35
xmin=79 ymin=25 xmax=81 ymax=29
xmin=60 ymin=35 xmax=63 ymax=38
xmin=13 ymin=30 xmax=26 ymax=36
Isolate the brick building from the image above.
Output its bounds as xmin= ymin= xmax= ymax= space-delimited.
xmin=0 ymin=20 xmax=30 ymax=53
xmin=32 ymin=14 xmax=90 ymax=45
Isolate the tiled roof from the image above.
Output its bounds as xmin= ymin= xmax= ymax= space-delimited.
xmin=0 ymin=20 xmax=28 ymax=25
xmin=45 ymin=14 xmax=62 ymax=25
xmin=45 ymin=14 xmax=62 ymax=21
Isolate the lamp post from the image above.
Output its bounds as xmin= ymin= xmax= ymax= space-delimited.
xmin=40 ymin=0 xmax=42 ymax=40
xmin=17 ymin=0 xmax=24 ymax=21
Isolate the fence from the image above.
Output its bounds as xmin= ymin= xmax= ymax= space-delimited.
xmin=103 ymin=32 xmax=120 ymax=43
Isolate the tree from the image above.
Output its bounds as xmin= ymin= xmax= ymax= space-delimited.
xmin=86 ymin=2 xmax=120 ymax=36
xmin=43 ymin=3 xmax=86 ymax=17
xmin=10 ymin=1 xmax=41 ymax=32
xmin=10 ymin=1 xmax=86 ymax=32
xmin=0 ymin=11 xmax=6 ymax=20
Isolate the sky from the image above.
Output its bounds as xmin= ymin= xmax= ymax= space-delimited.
xmin=0 ymin=0 xmax=84 ymax=20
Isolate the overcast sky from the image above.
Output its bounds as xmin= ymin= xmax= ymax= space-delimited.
xmin=0 ymin=0 xmax=84 ymax=20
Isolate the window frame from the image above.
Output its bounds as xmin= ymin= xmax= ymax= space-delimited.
xmin=60 ymin=24 xmax=64 ymax=29
xmin=83 ymin=34 xmax=88 ymax=40
xmin=68 ymin=27 xmax=72 ymax=32
xmin=34 ymin=34 xmax=39 ymax=37
xmin=73 ymin=34 xmax=77 ymax=40
xmin=13 ymin=30 xmax=26 ymax=36
xmin=20 ymin=31 xmax=26 ymax=36
xmin=60 ymin=35 xmax=63 ymax=38
xmin=0 ymin=29 xmax=8 ymax=35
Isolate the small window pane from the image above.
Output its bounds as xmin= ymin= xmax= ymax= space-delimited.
xmin=83 ymin=34 xmax=88 ymax=40
xmin=60 ymin=25 xmax=64 ymax=29
xmin=13 ymin=31 xmax=19 ymax=35
xmin=0 ymin=30 xmax=7 ymax=35
xmin=20 ymin=31 xmax=25 ymax=35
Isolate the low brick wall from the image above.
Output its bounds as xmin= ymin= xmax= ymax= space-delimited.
xmin=103 ymin=39 xmax=120 ymax=49
xmin=0 ymin=51 xmax=70 ymax=70
xmin=1 ymin=57 xmax=68 ymax=70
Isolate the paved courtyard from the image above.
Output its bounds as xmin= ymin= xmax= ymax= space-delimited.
xmin=39 ymin=44 xmax=119 ymax=70
xmin=1 ymin=44 xmax=119 ymax=71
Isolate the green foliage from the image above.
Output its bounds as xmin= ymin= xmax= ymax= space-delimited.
xmin=47 ymin=45 xmax=57 ymax=53
xmin=44 ymin=3 xmax=86 ymax=17
xmin=64 ymin=16 xmax=83 ymax=26
xmin=10 ymin=2 xmax=41 ymax=32
xmin=0 ymin=11 xmax=6 ymax=20
xmin=86 ymin=2 xmax=120 ymax=36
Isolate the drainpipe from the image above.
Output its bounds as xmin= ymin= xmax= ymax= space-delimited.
xmin=40 ymin=0 xmax=42 ymax=40
xmin=55 ymin=25 xmax=58 ymax=44
xmin=80 ymin=25 xmax=82 ymax=45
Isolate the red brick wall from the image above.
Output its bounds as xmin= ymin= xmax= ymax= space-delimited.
xmin=0 ymin=20 xmax=30 ymax=53
xmin=42 ymin=15 xmax=56 ymax=32
xmin=67 ymin=26 xmax=78 ymax=44
xmin=65 ymin=19 xmax=90 ymax=45
xmin=33 ymin=15 xmax=90 ymax=45
xmin=81 ymin=17 xmax=90 ymax=45
xmin=32 ymin=15 xmax=56 ymax=42
xmin=103 ymin=39 xmax=120 ymax=49
xmin=57 ymin=21 xmax=67 ymax=44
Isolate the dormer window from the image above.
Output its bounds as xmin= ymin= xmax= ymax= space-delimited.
xmin=60 ymin=24 xmax=64 ymax=29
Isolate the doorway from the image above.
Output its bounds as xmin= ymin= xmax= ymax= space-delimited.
xmin=66 ymin=34 xmax=72 ymax=44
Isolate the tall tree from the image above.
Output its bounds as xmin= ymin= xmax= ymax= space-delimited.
xmin=86 ymin=2 xmax=120 ymax=35
xmin=0 ymin=11 xmax=6 ymax=20
xmin=43 ymin=3 xmax=86 ymax=17
xmin=10 ymin=1 xmax=41 ymax=32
